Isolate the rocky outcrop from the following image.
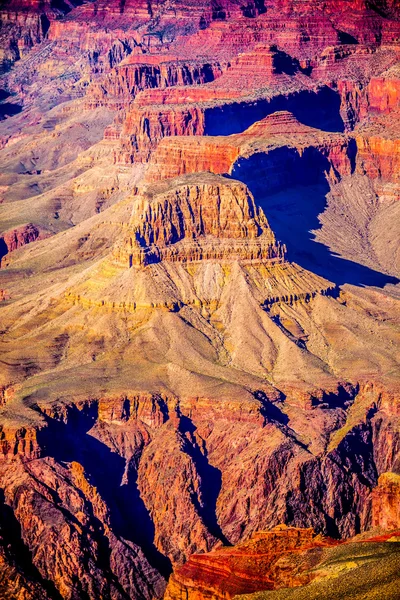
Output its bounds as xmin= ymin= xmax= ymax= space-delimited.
xmin=113 ymin=174 xmax=285 ymax=267
xmin=372 ymin=472 xmax=400 ymax=531
xmin=0 ymin=1 xmax=400 ymax=599
xmin=112 ymin=44 xmax=313 ymax=165
xmin=0 ymin=223 xmax=50 ymax=266
xmin=0 ymin=0 xmax=83 ymax=73
xmin=355 ymin=132 xmax=400 ymax=183
xmin=115 ymin=102 xmax=207 ymax=164
xmin=166 ymin=526 xmax=400 ymax=600
xmin=87 ymin=55 xmax=226 ymax=109
xmin=144 ymin=111 xmax=353 ymax=184
xmin=0 ymin=374 xmax=396 ymax=597
xmin=0 ymin=456 xmax=166 ymax=599
xmin=333 ymin=53 xmax=400 ymax=130
xmin=164 ymin=526 xmax=336 ymax=600
xmin=0 ymin=423 xmax=42 ymax=460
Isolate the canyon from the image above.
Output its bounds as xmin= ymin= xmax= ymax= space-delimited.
xmin=0 ymin=0 xmax=400 ymax=599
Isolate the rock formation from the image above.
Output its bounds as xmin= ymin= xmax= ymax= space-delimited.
xmin=164 ymin=526 xmax=337 ymax=600
xmin=113 ymin=174 xmax=286 ymax=267
xmin=372 ymin=472 xmax=400 ymax=531
xmin=165 ymin=525 xmax=400 ymax=600
xmin=0 ymin=1 xmax=399 ymax=598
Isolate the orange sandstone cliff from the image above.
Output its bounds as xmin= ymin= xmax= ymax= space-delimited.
xmin=0 ymin=1 xmax=399 ymax=599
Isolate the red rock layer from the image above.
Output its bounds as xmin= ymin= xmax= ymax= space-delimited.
xmin=113 ymin=174 xmax=285 ymax=267
xmin=164 ymin=526 xmax=337 ymax=600
xmin=87 ymin=56 xmax=226 ymax=109
xmin=0 ymin=223 xmax=50 ymax=267
xmin=0 ymin=455 xmax=166 ymax=599
xmin=114 ymin=102 xmax=207 ymax=164
xmin=372 ymin=472 xmax=400 ymax=531
xmin=144 ymin=111 xmax=353 ymax=183
xmin=0 ymin=1 xmax=400 ymax=599
xmin=356 ymin=133 xmax=400 ymax=183
xmin=335 ymin=55 xmax=400 ymax=129
xmin=112 ymin=45 xmax=310 ymax=164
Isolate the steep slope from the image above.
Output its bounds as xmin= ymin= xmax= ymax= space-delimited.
xmin=0 ymin=1 xmax=399 ymax=598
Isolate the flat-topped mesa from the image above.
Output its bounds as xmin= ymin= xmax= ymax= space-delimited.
xmin=113 ymin=174 xmax=285 ymax=268
xmin=164 ymin=525 xmax=336 ymax=600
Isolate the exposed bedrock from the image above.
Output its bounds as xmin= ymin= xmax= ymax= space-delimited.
xmin=164 ymin=525 xmax=400 ymax=600
xmin=113 ymin=174 xmax=285 ymax=267
xmin=0 ymin=0 xmax=79 ymax=73
xmin=355 ymin=133 xmax=400 ymax=184
xmin=230 ymin=144 xmax=398 ymax=287
xmin=140 ymin=112 xmax=397 ymax=286
xmin=142 ymin=110 xmax=352 ymax=183
xmin=164 ymin=526 xmax=338 ymax=600
xmin=0 ymin=222 xmax=50 ymax=267
xmin=87 ymin=57 xmax=226 ymax=109
xmin=0 ymin=2 xmax=399 ymax=598
xmin=114 ymin=103 xmax=206 ymax=165
xmin=164 ymin=526 xmax=354 ymax=600
xmin=203 ymin=86 xmax=345 ymax=135
xmin=372 ymin=472 xmax=400 ymax=531
xmin=338 ymin=67 xmax=400 ymax=130
xmin=115 ymin=86 xmax=345 ymax=164
xmin=0 ymin=455 xmax=167 ymax=600
xmin=0 ymin=381 xmax=397 ymax=598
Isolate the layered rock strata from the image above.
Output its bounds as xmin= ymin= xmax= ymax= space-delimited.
xmin=165 ymin=526 xmax=337 ymax=600
xmin=113 ymin=174 xmax=285 ymax=268
xmin=0 ymin=1 xmax=400 ymax=599
xmin=143 ymin=111 xmax=353 ymax=183
xmin=165 ymin=526 xmax=400 ymax=600
xmin=372 ymin=472 xmax=400 ymax=531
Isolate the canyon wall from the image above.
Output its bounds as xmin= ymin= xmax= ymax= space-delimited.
xmin=0 ymin=1 xmax=399 ymax=599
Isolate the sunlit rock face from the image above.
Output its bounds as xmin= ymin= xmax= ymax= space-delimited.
xmin=0 ymin=1 xmax=400 ymax=599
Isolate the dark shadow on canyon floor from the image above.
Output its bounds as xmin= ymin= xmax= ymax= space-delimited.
xmin=230 ymin=147 xmax=399 ymax=288
xmin=0 ymin=101 xmax=22 ymax=121
xmin=179 ymin=415 xmax=230 ymax=545
xmin=204 ymin=86 xmax=345 ymax=135
xmin=37 ymin=405 xmax=173 ymax=579
xmin=0 ymin=238 xmax=8 ymax=267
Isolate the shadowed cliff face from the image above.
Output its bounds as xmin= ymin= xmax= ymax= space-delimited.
xmin=0 ymin=101 xmax=22 ymax=120
xmin=205 ymin=87 xmax=345 ymax=135
xmin=0 ymin=386 xmax=396 ymax=598
xmin=0 ymin=489 xmax=62 ymax=599
xmin=37 ymin=404 xmax=172 ymax=580
xmin=231 ymin=147 xmax=399 ymax=287
xmin=0 ymin=0 xmax=400 ymax=598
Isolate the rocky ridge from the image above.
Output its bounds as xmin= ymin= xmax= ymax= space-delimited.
xmin=0 ymin=1 xmax=399 ymax=599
